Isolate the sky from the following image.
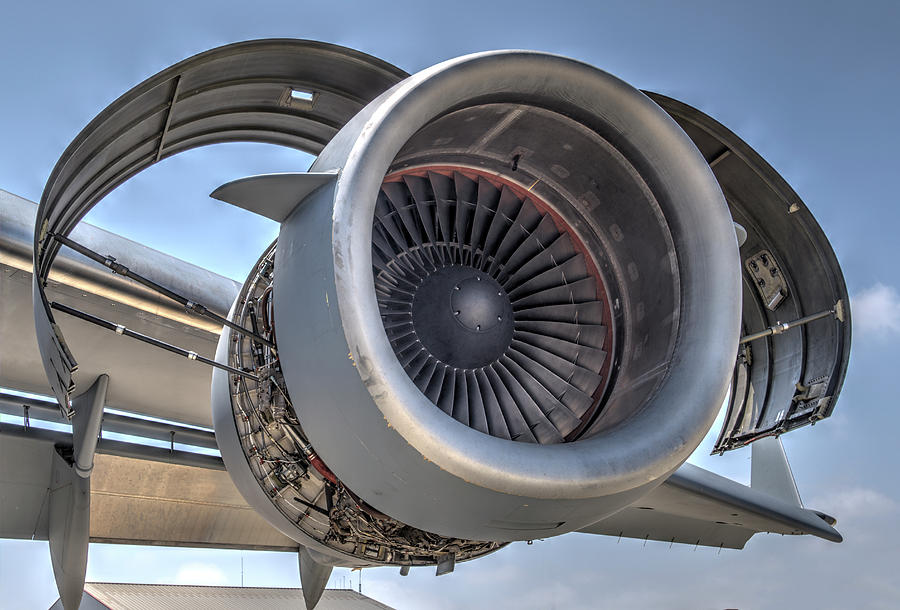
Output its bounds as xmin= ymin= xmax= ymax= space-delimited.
xmin=1 ymin=1 xmax=899 ymax=608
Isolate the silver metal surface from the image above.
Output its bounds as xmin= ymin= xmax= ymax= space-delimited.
xmin=299 ymin=547 xmax=334 ymax=610
xmin=49 ymin=449 xmax=91 ymax=610
xmin=0 ymin=392 xmax=219 ymax=450
xmin=1 ymin=190 xmax=237 ymax=333
xmin=0 ymin=430 xmax=300 ymax=551
xmin=51 ymin=232 xmax=270 ymax=348
xmin=88 ymin=452 xmax=296 ymax=550
xmin=579 ymin=461 xmax=840 ymax=548
xmin=2 ymin=191 xmax=238 ymax=427
xmin=71 ymin=374 xmax=108 ymax=477
xmin=751 ymin=436 xmax=802 ymax=505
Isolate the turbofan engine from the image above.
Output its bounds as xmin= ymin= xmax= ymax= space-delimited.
xmin=209 ymin=50 xmax=741 ymax=569
xmin=25 ymin=36 xmax=852 ymax=610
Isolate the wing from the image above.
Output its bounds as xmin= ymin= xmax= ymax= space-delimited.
xmin=0 ymin=430 xmax=296 ymax=551
xmin=1 ymin=192 xmax=295 ymax=550
xmin=579 ymin=458 xmax=841 ymax=550
xmin=1 ymin=190 xmax=306 ymax=550
xmin=1 ymin=189 xmax=239 ymax=428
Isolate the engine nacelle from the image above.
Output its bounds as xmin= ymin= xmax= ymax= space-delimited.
xmin=211 ymin=49 xmax=741 ymax=566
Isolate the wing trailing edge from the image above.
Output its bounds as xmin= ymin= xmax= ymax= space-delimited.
xmin=579 ymin=459 xmax=840 ymax=549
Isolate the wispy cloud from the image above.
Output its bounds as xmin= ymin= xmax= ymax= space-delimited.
xmin=851 ymin=283 xmax=900 ymax=336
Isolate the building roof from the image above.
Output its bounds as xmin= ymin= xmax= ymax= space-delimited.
xmin=50 ymin=583 xmax=394 ymax=610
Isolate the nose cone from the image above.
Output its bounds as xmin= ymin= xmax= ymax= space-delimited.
xmin=452 ymin=274 xmax=508 ymax=333
xmin=412 ymin=266 xmax=514 ymax=369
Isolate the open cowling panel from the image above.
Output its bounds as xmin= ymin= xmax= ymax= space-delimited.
xmin=646 ymin=93 xmax=850 ymax=453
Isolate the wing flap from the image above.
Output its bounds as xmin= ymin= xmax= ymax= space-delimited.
xmin=0 ymin=432 xmax=297 ymax=551
xmin=89 ymin=454 xmax=297 ymax=551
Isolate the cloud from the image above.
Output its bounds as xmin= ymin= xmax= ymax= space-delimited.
xmin=807 ymin=487 xmax=897 ymax=520
xmin=173 ymin=562 xmax=228 ymax=586
xmin=852 ymin=283 xmax=900 ymax=336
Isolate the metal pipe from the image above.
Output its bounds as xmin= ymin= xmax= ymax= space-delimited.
xmin=739 ymin=308 xmax=837 ymax=345
xmin=0 ymin=422 xmax=225 ymax=471
xmin=49 ymin=301 xmax=259 ymax=381
xmin=0 ymin=392 xmax=219 ymax=449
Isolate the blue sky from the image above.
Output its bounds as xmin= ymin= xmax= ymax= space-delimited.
xmin=2 ymin=1 xmax=899 ymax=608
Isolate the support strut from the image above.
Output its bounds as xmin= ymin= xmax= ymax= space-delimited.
xmin=52 ymin=233 xmax=274 ymax=349
xmin=739 ymin=306 xmax=840 ymax=345
xmin=50 ymin=301 xmax=259 ymax=381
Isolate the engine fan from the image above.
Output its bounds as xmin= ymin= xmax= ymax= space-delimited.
xmin=373 ymin=167 xmax=613 ymax=444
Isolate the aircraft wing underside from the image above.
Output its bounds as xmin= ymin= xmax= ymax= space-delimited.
xmin=0 ymin=424 xmax=838 ymax=552
xmin=0 ymin=432 xmax=297 ymax=551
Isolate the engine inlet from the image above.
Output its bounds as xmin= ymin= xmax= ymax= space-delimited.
xmin=373 ymin=167 xmax=613 ymax=444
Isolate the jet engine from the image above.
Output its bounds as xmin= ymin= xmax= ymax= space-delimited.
xmin=29 ymin=41 xmax=848 ymax=606
xmin=209 ymin=50 xmax=741 ymax=568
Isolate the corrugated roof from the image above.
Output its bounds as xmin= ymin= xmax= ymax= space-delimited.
xmin=78 ymin=583 xmax=394 ymax=610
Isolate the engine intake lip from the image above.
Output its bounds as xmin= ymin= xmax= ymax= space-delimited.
xmin=313 ymin=50 xmax=741 ymax=500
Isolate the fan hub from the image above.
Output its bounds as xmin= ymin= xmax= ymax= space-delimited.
xmin=451 ymin=273 xmax=507 ymax=333
xmin=411 ymin=265 xmax=514 ymax=368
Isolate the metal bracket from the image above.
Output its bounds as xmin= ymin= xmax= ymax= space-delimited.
xmin=71 ymin=374 xmax=108 ymax=478
xmin=745 ymin=249 xmax=788 ymax=311
xmin=435 ymin=552 xmax=456 ymax=576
